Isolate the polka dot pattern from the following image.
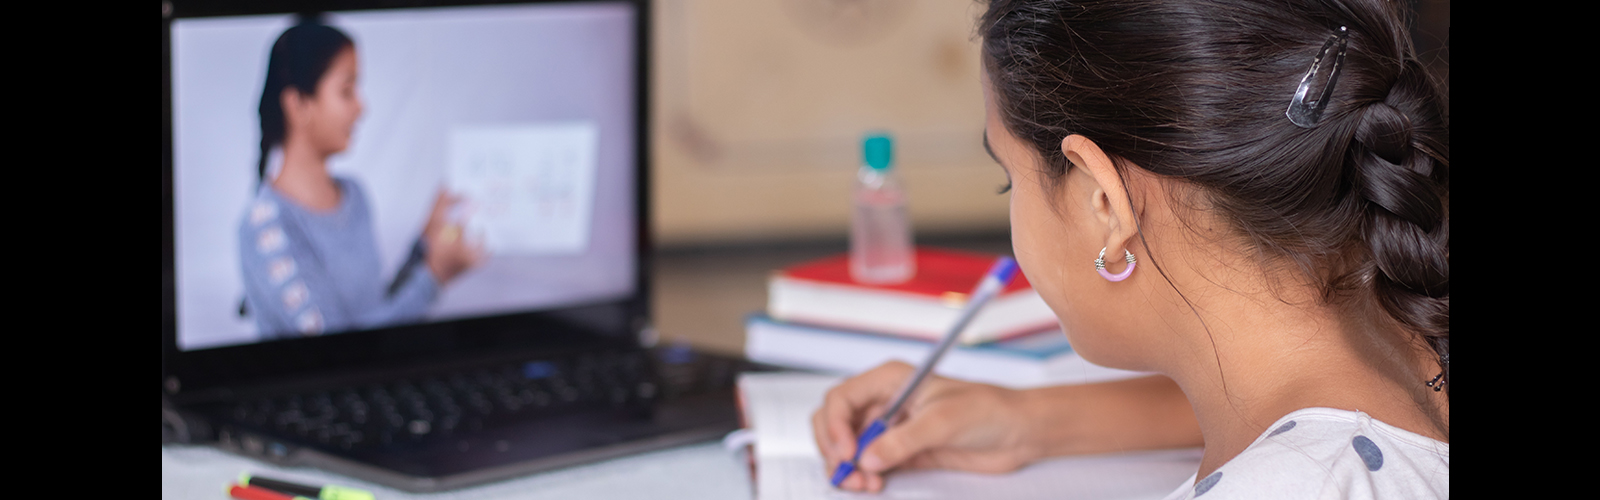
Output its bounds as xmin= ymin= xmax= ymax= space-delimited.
xmin=1166 ymin=410 xmax=1446 ymax=500
xmin=1194 ymin=471 xmax=1222 ymax=497
xmin=1352 ymin=435 xmax=1383 ymax=471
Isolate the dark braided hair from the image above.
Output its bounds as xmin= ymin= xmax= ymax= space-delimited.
xmin=979 ymin=0 xmax=1449 ymax=398
xmin=257 ymin=16 xmax=354 ymax=183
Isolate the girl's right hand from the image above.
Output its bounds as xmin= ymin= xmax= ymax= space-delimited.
xmin=812 ymin=365 xmax=1203 ymax=493
xmin=423 ymin=190 xmax=484 ymax=284
xmin=811 ymin=361 xmax=1044 ymax=493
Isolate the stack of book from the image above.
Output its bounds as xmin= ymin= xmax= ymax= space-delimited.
xmin=746 ymin=248 xmax=1145 ymax=389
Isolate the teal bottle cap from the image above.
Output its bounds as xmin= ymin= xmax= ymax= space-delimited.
xmin=863 ymin=133 xmax=893 ymax=171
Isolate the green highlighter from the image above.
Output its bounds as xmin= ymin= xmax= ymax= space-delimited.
xmin=239 ymin=473 xmax=375 ymax=500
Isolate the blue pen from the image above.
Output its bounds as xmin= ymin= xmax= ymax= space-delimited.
xmin=830 ymin=256 xmax=1021 ymax=488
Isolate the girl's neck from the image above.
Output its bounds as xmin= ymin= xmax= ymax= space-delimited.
xmin=1163 ymin=288 xmax=1449 ymax=480
xmin=272 ymin=141 xmax=341 ymax=212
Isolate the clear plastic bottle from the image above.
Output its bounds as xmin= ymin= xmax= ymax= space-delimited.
xmin=850 ymin=133 xmax=915 ymax=284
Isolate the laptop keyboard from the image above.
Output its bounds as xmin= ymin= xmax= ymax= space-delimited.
xmin=228 ymin=350 xmax=661 ymax=451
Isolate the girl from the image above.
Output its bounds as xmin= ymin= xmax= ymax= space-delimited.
xmin=239 ymin=19 xmax=482 ymax=339
xmin=814 ymin=0 xmax=1448 ymax=497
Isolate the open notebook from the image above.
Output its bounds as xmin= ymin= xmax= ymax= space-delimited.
xmin=738 ymin=372 xmax=1204 ymax=500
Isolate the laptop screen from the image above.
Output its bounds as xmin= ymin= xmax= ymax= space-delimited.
xmin=168 ymin=2 xmax=639 ymax=352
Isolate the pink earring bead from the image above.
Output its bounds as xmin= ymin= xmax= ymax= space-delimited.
xmin=1095 ymin=247 xmax=1137 ymax=282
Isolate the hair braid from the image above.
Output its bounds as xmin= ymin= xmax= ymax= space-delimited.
xmin=1349 ymin=57 xmax=1450 ymax=396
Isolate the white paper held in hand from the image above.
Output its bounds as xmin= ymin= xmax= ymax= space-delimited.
xmin=447 ymin=123 xmax=600 ymax=256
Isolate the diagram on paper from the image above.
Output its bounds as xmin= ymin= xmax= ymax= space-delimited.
xmin=448 ymin=123 xmax=600 ymax=255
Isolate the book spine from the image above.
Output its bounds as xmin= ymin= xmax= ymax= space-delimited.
xmin=745 ymin=317 xmax=1055 ymax=389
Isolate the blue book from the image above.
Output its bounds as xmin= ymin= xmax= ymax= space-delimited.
xmin=744 ymin=314 xmax=1146 ymax=389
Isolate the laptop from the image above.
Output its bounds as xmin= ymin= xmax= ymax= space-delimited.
xmin=161 ymin=0 xmax=760 ymax=491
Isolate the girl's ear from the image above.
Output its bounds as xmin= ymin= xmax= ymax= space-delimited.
xmin=1059 ymin=135 xmax=1138 ymax=260
xmin=280 ymin=87 xmax=305 ymax=128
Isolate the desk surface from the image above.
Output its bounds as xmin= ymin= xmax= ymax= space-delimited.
xmin=163 ymin=440 xmax=754 ymax=500
xmin=164 ymin=441 xmax=1205 ymax=500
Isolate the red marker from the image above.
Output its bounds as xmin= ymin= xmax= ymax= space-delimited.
xmin=227 ymin=484 xmax=314 ymax=500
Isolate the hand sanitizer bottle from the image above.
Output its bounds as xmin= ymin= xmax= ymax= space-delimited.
xmin=851 ymin=133 xmax=915 ymax=284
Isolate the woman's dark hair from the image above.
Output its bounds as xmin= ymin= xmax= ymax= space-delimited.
xmin=980 ymin=0 xmax=1448 ymax=398
xmin=257 ymin=17 xmax=354 ymax=182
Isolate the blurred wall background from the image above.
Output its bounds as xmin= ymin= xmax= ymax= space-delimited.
xmin=647 ymin=0 xmax=1447 ymax=249
xmin=651 ymin=0 xmax=1008 ymax=248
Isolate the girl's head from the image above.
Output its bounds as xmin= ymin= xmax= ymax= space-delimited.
xmin=257 ymin=18 xmax=361 ymax=181
xmin=978 ymin=0 xmax=1447 ymax=394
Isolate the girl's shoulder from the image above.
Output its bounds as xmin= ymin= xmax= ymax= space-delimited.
xmin=246 ymin=176 xmax=372 ymax=224
xmin=330 ymin=175 xmax=368 ymax=204
xmin=1168 ymin=408 xmax=1448 ymax=500
xmin=240 ymin=184 xmax=289 ymax=248
xmin=243 ymin=184 xmax=284 ymax=229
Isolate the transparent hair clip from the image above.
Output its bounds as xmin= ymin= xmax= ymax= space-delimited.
xmin=1286 ymin=26 xmax=1349 ymax=128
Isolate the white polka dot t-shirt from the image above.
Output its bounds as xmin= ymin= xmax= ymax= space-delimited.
xmin=1160 ymin=408 xmax=1448 ymax=500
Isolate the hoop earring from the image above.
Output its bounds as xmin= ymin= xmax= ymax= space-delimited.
xmin=1095 ymin=247 xmax=1137 ymax=282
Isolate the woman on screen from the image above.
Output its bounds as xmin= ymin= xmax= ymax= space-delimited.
xmin=815 ymin=0 xmax=1447 ymax=497
xmin=239 ymin=18 xmax=482 ymax=339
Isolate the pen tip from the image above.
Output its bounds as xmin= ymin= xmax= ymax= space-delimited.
xmin=830 ymin=462 xmax=854 ymax=487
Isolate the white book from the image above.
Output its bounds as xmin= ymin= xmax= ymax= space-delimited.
xmin=737 ymin=372 xmax=1204 ymax=500
xmin=745 ymin=314 xmax=1148 ymax=389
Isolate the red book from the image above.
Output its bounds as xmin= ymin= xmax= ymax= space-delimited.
xmin=767 ymin=247 xmax=1057 ymax=344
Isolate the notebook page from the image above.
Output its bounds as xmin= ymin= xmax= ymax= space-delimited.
xmin=740 ymin=373 xmax=835 ymax=500
xmin=738 ymin=372 xmax=1204 ymax=500
xmin=744 ymin=372 xmax=835 ymax=459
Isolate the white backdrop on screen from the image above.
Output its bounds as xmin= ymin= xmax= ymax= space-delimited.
xmin=173 ymin=4 xmax=637 ymax=351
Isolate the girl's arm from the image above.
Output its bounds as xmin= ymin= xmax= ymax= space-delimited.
xmin=815 ymin=362 xmax=1201 ymax=493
